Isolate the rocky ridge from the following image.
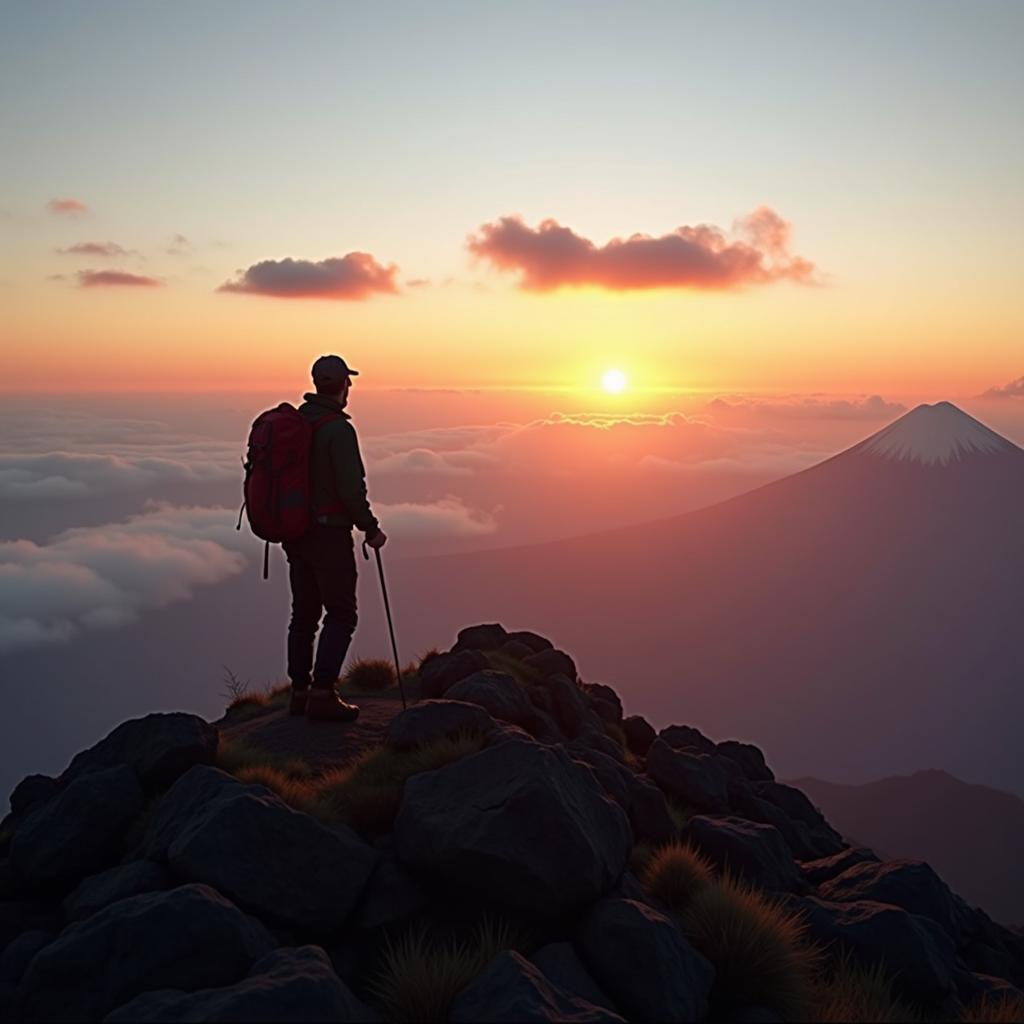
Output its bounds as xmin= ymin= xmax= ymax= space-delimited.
xmin=1 ymin=622 xmax=1022 ymax=1022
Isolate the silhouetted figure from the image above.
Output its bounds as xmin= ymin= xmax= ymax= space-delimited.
xmin=285 ymin=355 xmax=386 ymax=722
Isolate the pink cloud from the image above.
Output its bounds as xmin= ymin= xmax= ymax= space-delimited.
xmin=981 ymin=376 xmax=1024 ymax=399
xmin=76 ymin=270 xmax=163 ymax=288
xmin=466 ymin=206 xmax=819 ymax=291
xmin=217 ymin=253 xmax=399 ymax=300
xmin=47 ymin=197 xmax=89 ymax=216
xmin=57 ymin=242 xmax=133 ymax=258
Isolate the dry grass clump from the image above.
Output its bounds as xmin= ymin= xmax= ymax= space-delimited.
xmin=483 ymin=648 xmax=544 ymax=687
xmin=682 ymin=874 xmax=819 ymax=1021
xmin=316 ymin=728 xmax=486 ymax=834
xmin=341 ymin=658 xmax=398 ymax=693
xmin=216 ymin=735 xmax=276 ymax=775
xmin=367 ymin=916 xmax=523 ymax=1023
xmin=811 ymin=956 xmax=919 ymax=1023
xmin=963 ymin=994 xmax=1024 ymax=1023
xmin=233 ymin=763 xmax=323 ymax=817
xmin=641 ymin=841 xmax=714 ymax=916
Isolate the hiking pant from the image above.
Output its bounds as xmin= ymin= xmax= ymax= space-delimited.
xmin=282 ymin=523 xmax=358 ymax=690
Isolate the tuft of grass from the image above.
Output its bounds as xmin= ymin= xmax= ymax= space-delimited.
xmin=367 ymin=916 xmax=523 ymax=1023
xmin=641 ymin=841 xmax=715 ymax=916
xmin=216 ymin=735 xmax=280 ymax=775
xmin=963 ymin=994 xmax=1024 ymax=1023
xmin=341 ymin=658 xmax=398 ymax=693
xmin=316 ymin=728 xmax=485 ymax=834
xmin=417 ymin=647 xmax=441 ymax=669
xmin=812 ymin=956 xmax=919 ymax=1023
xmin=681 ymin=874 xmax=820 ymax=1021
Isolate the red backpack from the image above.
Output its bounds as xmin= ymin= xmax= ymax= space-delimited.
xmin=235 ymin=403 xmax=343 ymax=578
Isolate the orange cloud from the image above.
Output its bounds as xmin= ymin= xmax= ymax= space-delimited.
xmin=466 ymin=206 xmax=819 ymax=291
xmin=57 ymin=242 xmax=133 ymax=257
xmin=217 ymin=252 xmax=399 ymax=300
xmin=47 ymin=197 xmax=89 ymax=215
xmin=77 ymin=270 xmax=162 ymax=288
xmin=981 ymin=376 xmax=1024 ymax=399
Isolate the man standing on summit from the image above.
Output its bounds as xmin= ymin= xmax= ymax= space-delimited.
xmin=285 ymin=355 xmax=386 ymax=723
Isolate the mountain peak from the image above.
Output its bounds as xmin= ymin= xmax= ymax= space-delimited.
xmin=857 ymin=401 xmax=1019 ymax=466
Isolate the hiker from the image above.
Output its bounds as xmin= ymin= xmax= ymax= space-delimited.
xmin=284 ymin=354 xmax=387 ymax=722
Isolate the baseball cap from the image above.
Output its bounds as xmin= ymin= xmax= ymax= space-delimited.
xmin=311 ymin=354 xmax=359 ymax=384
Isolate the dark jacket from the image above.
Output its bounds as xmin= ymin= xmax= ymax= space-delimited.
xmin=298 ymin=393 xmax=379 ymax=536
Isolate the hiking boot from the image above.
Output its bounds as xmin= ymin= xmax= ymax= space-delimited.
xmin=306 ymin=688 xmax=360 ymax=723
xmin=288 ymin=688 xmax=309 ymax=716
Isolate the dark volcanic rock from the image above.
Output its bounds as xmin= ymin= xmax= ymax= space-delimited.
xmin=682 ymin=816 xmax=805 ymax=893
xmin=0 ymin=930 xmax=52 ymax=986
xmin=0 ymin=901 xmax=61 ymax=951
xmin=16 ymin=883 xmax=274 ymax=1023
xmin=716 ymin=741 xmax=774 ymax=782
xmin=60 ymin=712 xmax=218 ymax=791
xmin=63 ymin=860 xmax=170 ymax=922
xmin=8 ymin=776 xmax=59 ymax=818
xmin=621 ymin=715 xmax=656 ymax=756
xmin=791 ymin=895 xmax=958 ymax=1005
xmin=801 ymin=846 xmax=880 ymax=887
xmin=10 ymin=764 xmax=143 ymax=889
xmin=523 ymin=648 xmax=579 ymax=682
xmin=530 ymin=942 xmax=620 ymax=1017
xmin=105 ymin=945 xmax=378 ymax=1023
xmin=451 ymin=623 xmax=510 ymax=653
xmin=354 ymin=852 xmax=428 ymax=931
xmin=450 ymin=950 xmax=625 ymax=1023
xmin=446 ymin=670 xmax=536 ymax=729
xmin=505 ymin=630 xmax=555 ymax=654
xmin=646 ymin=740 xmax=731 ymax=813
xmin=578 ymin=897 xmax=714 ymax=1023
xmin=158 ymin=772 xmax=378 ymax=932
xmin=819 ymin=859 xmax=968 ymax=940
xmin=543 ymin=673 xmax=595 ymax=739
xmin=499 ymin=639 xmax=536 ymax=661
xmin=394 ymin=737 xmax=631 ymax=918
xmin=658 ymin=724 xmax=717 ymax=755
xmin=583 ymin=683 xmax=623 ymax=724
xmin=384 ymin=699 xmax=499 ymax=751
xmin=734 ymin=791 xmax=845 ymax=861
xmin=419 ymin=649 xmax=490 ymax=699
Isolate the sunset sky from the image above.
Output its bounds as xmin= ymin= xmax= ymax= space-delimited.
xmin=2 ymin=0 xmax=1022 ymax=397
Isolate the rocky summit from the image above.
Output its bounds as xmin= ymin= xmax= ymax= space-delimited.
xmin=1 ymin=622 xmax=1022 ymax=1022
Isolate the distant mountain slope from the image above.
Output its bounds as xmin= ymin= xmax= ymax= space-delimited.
xmin=791 ymin=770 xmax=1024 ymax=927
xmin=384 ymin=402 xmax=1024 ymax=792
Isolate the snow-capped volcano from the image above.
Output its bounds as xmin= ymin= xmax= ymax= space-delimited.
xmin=854 ymin=401 xmax=1021 ymax=465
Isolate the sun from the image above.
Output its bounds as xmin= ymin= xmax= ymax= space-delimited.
xmin=602 ymin=368 xmax=628 ymax=395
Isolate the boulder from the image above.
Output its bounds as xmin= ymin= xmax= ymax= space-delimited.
xmin=446 ymin=671 xmax=536 ymax=729
xmin=801 ymin=847 xmax=880 ymax=887
xmin=499 ymin=639 xmax=536 ymax=661
xmin=104 ymin=945 xmax=379 ymax=1022
xmin=716 ymin=741 xmax=774 ymax=783
xmin=450 ymin=950 xmax=624 ymax=1023
xmin=646 ymin=740 xmax=731 ymax=813
xmin=523 ymin=648 xmax=579 ymax=682
xmin=394 ymin=737 xmax=631 ymax=918
xmin=621 ymin=715 xmax=656 ymax=756
xmin=0 ymin=901 xmax=61 ymax=951
xmin=15 ymin=883 xmax=274 ymax=1023
xmin=583 ymin=684 xmax=623 ymax=724
xmin=734 ymin=792 xmax=845 ymax=861
xmin=384 ymin=699 xmax=499 ymax=751
xmin=451 ymin=623 xmax=510 ymax=653
xmin=754 ymin=782 xmax=839 ymax=837
xmin=0 ymin=930 xmax=52 ymax=986
xmin=530 ymin=942 xmax=619 ymax=1017
xmin=8 ymin=776 xmax=59 ymax=818
xmin=572 ymin=725 xmax=628 ymax=764
xmin=658 ymin=724 xmax=717 ymax=755
xmin=63 ymin=860 xmax=170 ymax=922
xmin=505 ymin=630 xmax=554 ymax=654
xmin=419 ymin=649 xmax=490 ymax=699
xmin=10 ymin=764 xmax=143 ymax=889
xmin=790 ymin=895 xmax=958 ymax=1006
xmin=819 ymin=859 xmax=968 ymax=940
xmin=682 ymin=816 xmax=805 ymax=893
xmin=160 ymin=775 xmax=378 ymax=932
xmin=543 ymin=673 xmax=595 ymax=739
xmin=627 ymin=775 xmax=678 ymax=846
xmin=60 ymin=713 xmax=218 ymax=792
xmin=578 ymin=898 xmax=714 ymax=1023
xmin=354 ymin=852 xmax=428 ymax=931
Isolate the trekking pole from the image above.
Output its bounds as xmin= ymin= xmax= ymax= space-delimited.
xmin=362 ymin=539 xmax=407 ymax=709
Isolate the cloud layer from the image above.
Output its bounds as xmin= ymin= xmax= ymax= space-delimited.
xmin=981 ymin=376 xmax=1024 ymax=399
xmin=707 ymin=394 xmax=906 ymax=420
xmin=47 ymin=197 xmax=88 ymax=215
xmin=466 ymin=207 xmax=818 ymax=291
xmin=218 ymin=253 xmax=399 ymax=299
xmin=77 ymin=270 xmax=162 ymax=288
xmin=57 ymin=242 xmax=133 ymax=257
